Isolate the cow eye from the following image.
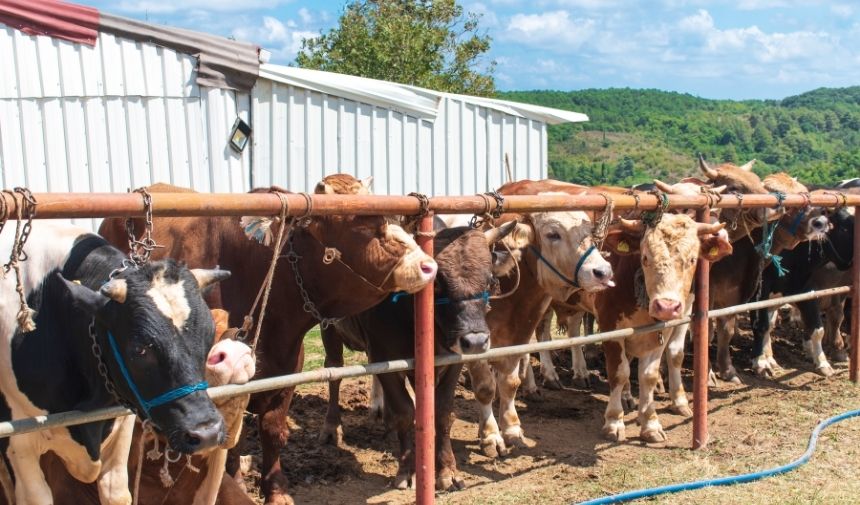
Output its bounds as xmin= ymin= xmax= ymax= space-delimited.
xmin=132 ymin=343 xmax=147 ymax=357
xmin=546 ymin=231 xmax=561 ymax=241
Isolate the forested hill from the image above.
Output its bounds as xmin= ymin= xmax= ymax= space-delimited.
xmin=498 ymin=87 xmax=860 ymax=187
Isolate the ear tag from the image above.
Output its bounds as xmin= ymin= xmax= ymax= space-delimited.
xmin=708 ymin=246 xmax=719 ymax=257
xmin=73 ymin=280 xmax=82 ymax=285
xmin=617 ymin=241 xmax=630 ymax=253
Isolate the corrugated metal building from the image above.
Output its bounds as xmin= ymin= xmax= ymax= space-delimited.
xmin=0 ymin=0 xmax=587 ymax=218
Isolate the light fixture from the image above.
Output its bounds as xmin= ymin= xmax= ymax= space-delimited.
xmin=228 ymin=117 xmax=252 ymax=153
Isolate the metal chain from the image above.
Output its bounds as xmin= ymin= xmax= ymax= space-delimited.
xmin=125 ymin=188 xmax=161 ymax=267
xmin=3 ymin=188 xmax=38 ymax=332
xmin=470 ymin=191 xmax=505 ymax=228
xmin=729 ymin=192 xmax=744 ymax=231
xmin=592 ymin=193 xmax=614 ymax=249
xmin=283 ymin=222 xmax=341 ymax=329
xmin=642 ymin=189 xmax=669 ymax=228
xmin=88 ymin=318 xmax=137 ymax=414
xmin=403 ymin=192 xmax=430 ymax=232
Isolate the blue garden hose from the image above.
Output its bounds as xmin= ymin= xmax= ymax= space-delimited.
xmin=577 ymin=408 xmax=860 ymax=505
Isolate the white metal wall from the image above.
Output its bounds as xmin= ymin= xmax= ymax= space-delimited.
xmin=252 ymin=80 xmax=548 ymax=196
xmin=0 ymin=27 xmax=251 ymax=208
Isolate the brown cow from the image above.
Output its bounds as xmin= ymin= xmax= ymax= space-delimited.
xmin=98 ymin=175 xmax=437 ymax=505
xmin=465 ymin=180 xmax=616 ymax=457
xmin=5 ymin=309 xmax=256 ymax=505
xmin=320 ymin=222 xmax=517 ymax=491
xmin=597 ymin=215 xmax=731 ymax=442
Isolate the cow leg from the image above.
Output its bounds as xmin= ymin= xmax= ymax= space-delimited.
xmin=602 ymin=340 xmax=629 ymax=442
xmin=495 ymin=358 xmax=529 ymax=449
xmin=638 ymin=347 xmax=667 ymax=443
xmin=95 ymin=416 xmax=136 ymax=505
xmin=825 ymin=296 xmax=848 ymax=363
xmin=520 ymin=354 xmax=541 ymax=398
xmin=715 ymin=316 xmax=741 ymax=384
xmin=8 ymin=435 xmax=53 ymax=505
xmin=466 ymin=360 xmax=507 ymax=458
xmin=535 ymin=309 xmax=562 ymax=390
xmin=568 ymin=312 xmax=592 ymax=388
xmin=379 ymin=372 xmax=416 ymax=490
xmin=320 ymin=331 xmax=345 ymax=445
xmin=621 ymin=378 xmax=636 ymax=412
xmin=435 ymin=364 xmax=465 ymax=491
xmin=799 ymin=300 xmax=835 ymax=377
xmin=665 ymin=323 xmax=692 ymax=417
xmin=258 ymin=388 xmax=297 ymax=505
xmin=369 ymin=376 xmax=385 ymax=420
xmin=752 ymin=309 xmax=780 ymax=377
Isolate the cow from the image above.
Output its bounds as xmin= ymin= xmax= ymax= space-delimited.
xmin=0 ymin=222 xmax=230 ymax=505
xmin=98 ymin=175 xmax=437 ymax=505
xmin=597 ymin=215 xmax=732 ymax=442
xmin=750 ymin=205 xmax=855 ymax=377
xmin=709 ymin=172 xmax=830 ymax=382
xmin=3 ymin=309 xmax=257 ymax=505
xmin=320 ymin=221 xmax=517 ymax=491
xmin=464 ymin=180 xmax=616 ymax=458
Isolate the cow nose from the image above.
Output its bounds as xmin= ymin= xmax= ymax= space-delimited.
xmin=811 ymin=217 xmax=827 ymax=230
xmin=183 ymin=418 xmax=225 ymax=452
xmin=459 ymin=332 xmax=490 ymax=354
xmin=650 ymin=299 xmax=682 ymax=321
xmin=419 ymin=259 xmax=438 ymax=280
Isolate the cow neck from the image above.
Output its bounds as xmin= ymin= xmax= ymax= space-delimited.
xmin=486 ymin=247 xmax=554 ymax=347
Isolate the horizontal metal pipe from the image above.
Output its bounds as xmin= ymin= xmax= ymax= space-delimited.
xmin=1 ymin=192 xmax=859 ymax=219
xmin=0 ymin=285 xmax=850 ymax=439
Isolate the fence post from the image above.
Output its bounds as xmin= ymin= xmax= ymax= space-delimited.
xmin=693 ymin=208 xmax=711 ymax=449
xmin=414 ymin=213 xmax=436 ymax=504
xmin=850 ymin=206 xmax=860 ymax=383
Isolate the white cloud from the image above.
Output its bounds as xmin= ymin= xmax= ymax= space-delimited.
xmin=232 ymin=16 xmax=315 ymax=61
xmin=506 ymin=11 xmax=596 ymax=48
xmin=831 ymin=4 xmax=853 ymax=17
xmin=115 ymin=0 xmax=290 ymax=14
xmin=297 ymin=7 xmax=313 ymax=25
xmin=467 ymin=2 xmax=500 ymax=28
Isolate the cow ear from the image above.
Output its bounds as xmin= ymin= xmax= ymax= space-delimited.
xmin=210 ymin=309 xmax=230 ymax=342
xmin=191 ymin=269 xmax=231 ymax=289
xmin=603 ymin=229 xmax=640 ymax=256
xmin=699 ymin=234 xmax=733 ymax=262
xmin=58 ymin=274 xmax=110 ymax=314
xmin=360 ymin=176 xmax=374 ymax=193
xmin=500 ymin=222 xmax=533 ymax=251
xmin=491 ymin=247 xmax=518 ymax=278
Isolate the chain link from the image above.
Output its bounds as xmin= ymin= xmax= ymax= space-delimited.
xmin=88 ymin=318 xmax=137 ymax=414
xmin=470 ymin=191 xmax=505 ymax=228
xmin=126 ymin=188 xmax=161 ymax=267
xmin=283 ymin=221 xmax=341 ymax=329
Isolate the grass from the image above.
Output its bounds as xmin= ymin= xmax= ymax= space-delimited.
xmin=301 ymin=325 xmax=367 ymax=372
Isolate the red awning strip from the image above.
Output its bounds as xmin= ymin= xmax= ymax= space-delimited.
xmin=0 ymin=0 xmax=98 ymax=46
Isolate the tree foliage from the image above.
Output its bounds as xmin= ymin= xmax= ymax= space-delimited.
xmin=296 ymin=0 xmax=495 ymax=96
xmin=500 ymin=87 xmax=860 ymax=186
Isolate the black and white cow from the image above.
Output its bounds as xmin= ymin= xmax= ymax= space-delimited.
xmin=0 ymin=222 xmax=229 ymax=504
xmin=750 ymin=208 xmax=855 ymax=376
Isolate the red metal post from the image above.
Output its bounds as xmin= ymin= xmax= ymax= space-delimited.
xmin=693 ymin=208 xmax=711 ymax=449
xmin=850 ymin=206 xmax=860 ymax=383
xmin=414 ymin=213 xmax=436 ymax=504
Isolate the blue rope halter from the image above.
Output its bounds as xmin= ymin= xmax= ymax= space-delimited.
xmin=755 ymin=192 xmax=788 ymax=277
xmin=786 ymin=209 xmax=806 ymax=237
xmin=527 ymin=243 xmax=596 ymax=289
xmin=106 ymin=331 xmax=208 ymax=419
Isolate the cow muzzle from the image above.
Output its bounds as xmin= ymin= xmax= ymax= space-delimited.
xmin=806 ymin=215 xmax=831 ymax=240
xmin=393 ymin=249 xmax=438 ymax=293
xmin=650 ymin=298 xmax=683 ymax=321
xmin=181 ymin=418 xmax=226 ymax=453
xmin=458 ymin=331 xmax=490 ymax=354
xmin=206 ymin=338 xmax=256 ymax=387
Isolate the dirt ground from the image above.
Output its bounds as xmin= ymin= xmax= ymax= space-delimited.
xmin=238 ymin=316 xmax=860 ymax=504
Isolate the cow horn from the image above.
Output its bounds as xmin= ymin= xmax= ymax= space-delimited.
xmin=653 ymin=180 xmax=675 ymax=194
xmin=484 ymin=220 xmax=518 ymax=245
xmin=619 ymin=218 xmax=645 ymax=234
xmin=712 ymin=185 xmax=727 ymax=194
xmin=699 ymin=155 xmax=719 ymax=180
xmin=191 ymin=269 xmax=232 ymax=289
xmin=99 ymin=279 xmax=128 ymax=303
xmin=739 ymin=159 xmax=756 ymax=171
xmin=696 ymin=221 xmax=726 ymax=236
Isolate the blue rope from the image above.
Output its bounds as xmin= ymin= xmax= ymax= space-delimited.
xmin=755 ymin=192 xmax=788 ymax=277
xmin=577 ymin=408 xmax=860 ymax=505
xmin=528 ymin=244 xmax=596 ymax=289
xmin=107 ymin=331 xmax=208 ymax=418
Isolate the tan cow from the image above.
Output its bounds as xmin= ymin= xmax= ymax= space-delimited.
xmin=465 ymin=180 xmax=615 ymax=457
xmin=597 ymin=215 xmax=731 ymax=442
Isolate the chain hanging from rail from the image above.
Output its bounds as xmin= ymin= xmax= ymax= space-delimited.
xmin=401 ymin=192 xmax=431 ymax=235
xmin=470 ymin=190 xmax=505 ymax=229
xmin=641 ymin=189 xmax=669 ymax=228
xmin=2 ymin=188 xmax=37 ymax=332
xmin=125 ymin=187 xmax=162 ymax=267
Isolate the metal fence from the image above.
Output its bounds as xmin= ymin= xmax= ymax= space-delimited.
xmin=0 ymin=189 xmax=858 ymax=505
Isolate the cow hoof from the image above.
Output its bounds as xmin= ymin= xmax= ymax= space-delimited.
xmin=832 ymin=349 xmax=849 ymax=363
xmin=708 ymin=369 xmax=718 ymax=388
xmin=521 ymin=386 xmax=542 ymax=401
xmin=542 ymin=377 xmax=563 ymax=390
xmin=602 ymin=421 xmax=626 ymax=442
xmin=752 ymin=357 xmax=776 ymax=377
xmin=817 ymin=364 xmax=835 ymax=378
xmin=395 ymin=471 xmax=416 ymax=490
xmin=641 ymin=426 xmax=667 ymax=443
xmin=436 ymin=472 xmax=466 ymax=491
xmin=719 ymin=368 xmax=742 ymax=385
xmin=480 ymin=434 xmax=509 ymax=458
xmin=318 ymin=423 xmax=343 ymax=445
xmin=572 ymin=373 xmax=591 ymax=389
xmin=504 ymin=431 xmax=534 ymax=449
xmin=264 ymin=494 xmax=295 ymax=505
xmin=671 ymin=404 xmax=693 ymax=418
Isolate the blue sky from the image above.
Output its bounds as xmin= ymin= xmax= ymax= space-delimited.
xmin=79 ymin=0 xmax=860 ymax=100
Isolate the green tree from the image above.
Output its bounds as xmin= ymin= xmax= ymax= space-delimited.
xmin=296 ymin=0 xmax=495 ymax=96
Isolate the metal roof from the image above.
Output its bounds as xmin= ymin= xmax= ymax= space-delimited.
xmin=259 ymin=64 xmax=589 ymax=125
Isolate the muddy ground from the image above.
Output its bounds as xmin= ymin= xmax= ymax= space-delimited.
xmin=238 ymin=316 xmax=860 ymax=504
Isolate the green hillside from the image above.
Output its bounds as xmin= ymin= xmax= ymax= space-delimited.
xmin=498 ymin=87 xmax=860 ymax=187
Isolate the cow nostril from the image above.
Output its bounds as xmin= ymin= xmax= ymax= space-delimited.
xmin=207 ymin=352 xmax=227 ymax=366
xmin=420 ymin=262 xmax=436 ymax=275
xmin=184 ymin=432 xmax=202 ymax=448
